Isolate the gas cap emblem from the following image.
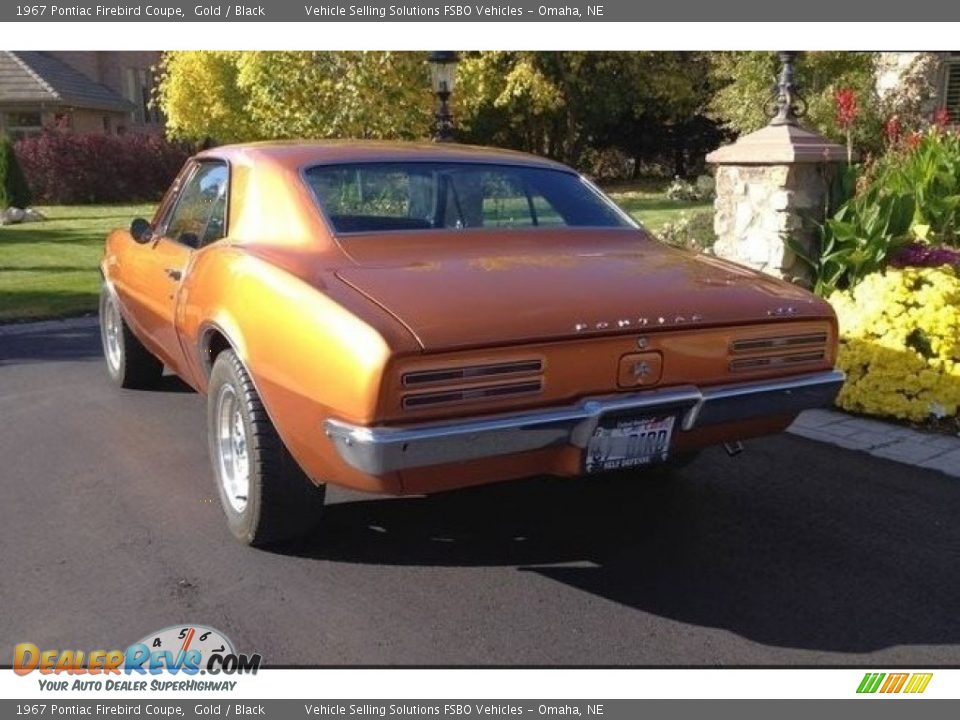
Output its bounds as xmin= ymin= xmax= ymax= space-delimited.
xmin=633 ymin=361 xmax=652 ymax=379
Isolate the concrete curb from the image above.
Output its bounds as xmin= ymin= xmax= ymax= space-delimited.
xmin=788 ymin=408 xmax=960 ymax=478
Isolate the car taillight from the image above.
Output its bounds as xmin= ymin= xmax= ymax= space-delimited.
xmin=728 ymin=331 xmax=828 ymax=372
xmin=400 ymin=360 xmax=544 ymax=409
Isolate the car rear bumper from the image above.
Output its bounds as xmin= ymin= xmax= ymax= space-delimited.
xmin=323 ymin=369 xmax=845 ymax=475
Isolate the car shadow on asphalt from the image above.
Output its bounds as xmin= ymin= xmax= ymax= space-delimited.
xmin=283 ymin=437 xmax=960 ymax=654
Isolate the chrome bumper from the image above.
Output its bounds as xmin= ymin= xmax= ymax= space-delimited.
xmin=324 ymin=370 xmax=845 ymax=475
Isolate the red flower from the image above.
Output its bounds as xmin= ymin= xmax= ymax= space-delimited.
xmin=884 ymin=115 xmax=902 ymax=144
xmin=906 ymin=131 xmax=922 ymax=149
xmin=834 ymin=88 xmax=859 ymax=130
xmin=933 ymin=107 xmax=951 ymax=129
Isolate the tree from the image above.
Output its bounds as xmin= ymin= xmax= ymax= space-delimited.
xmin=455 ymin=52 xmax=718 ymax=173
xmin=157 ymin=51 xmax=721 ymax=177
xmin=156 ymin=51 xmax=433 ymax=144
xmin=708 ymin=52 xmax=885 ymax=154
xmin=0 ymin=133 xmax=32 ymax=209
xmin=155 ymin=51 xmax=256 ymax=144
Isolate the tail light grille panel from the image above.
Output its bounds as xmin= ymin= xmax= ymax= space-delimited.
xmin=731 ymin=332 xmax=827 ymax=354
xmin=730 ymin=351 xmax=826 ymax=372
xmin=401 ymin=358 xmax=544 ymax=410
xmin=402 ymin=360 xmax=543 ymax=387
xmin=729 ymin=331 xmax=828 ymax=373
xmin=402 ymin=380 xmax=543 ymax=409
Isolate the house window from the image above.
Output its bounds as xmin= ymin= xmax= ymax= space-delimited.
xmin=944 ymin=54 xmax=960 ymax=124
xmin=53 ymin=112 xmax=72 ymax=130
xmin=4 ymin=111 xmax=43 ymax=138
xmin=125 ymin=67 xmax=162 ymax=125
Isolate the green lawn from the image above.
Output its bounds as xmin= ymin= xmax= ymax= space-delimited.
xmin=606 ymin=184 xmax=713 ymax=231
xmin=0 ymin=189 xmax=703 ymax=323
xmin=0 ymin=204 xmax=155 ymax=322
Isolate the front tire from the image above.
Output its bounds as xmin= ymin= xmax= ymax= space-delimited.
xmin=99 ymin=286 xmax=163 ymax=389
xmin=207 ymin=349 xmax=326 ymax=547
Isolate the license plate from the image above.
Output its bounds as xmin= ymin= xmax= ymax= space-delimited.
xmin=584 ymin=415 xmax=675 ymax=474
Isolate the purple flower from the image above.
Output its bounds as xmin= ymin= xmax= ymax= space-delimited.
xmin=890 ymin=242 xmax=960 ymax=269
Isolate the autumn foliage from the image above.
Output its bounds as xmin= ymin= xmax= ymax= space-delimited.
xmin=156 ymin=51 xmax=434 ymax=144
xmin=15 ymin=132 xmax=190 ymax=204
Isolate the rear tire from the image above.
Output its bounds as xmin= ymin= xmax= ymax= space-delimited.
xmin=207 ymin=349 xmax=326 ymax=547
xmin=99 ymin=286 xmax=163 ymax=389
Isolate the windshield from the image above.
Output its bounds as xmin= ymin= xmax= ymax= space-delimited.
xmin=303 ymin=162 xmax=633 ymax=234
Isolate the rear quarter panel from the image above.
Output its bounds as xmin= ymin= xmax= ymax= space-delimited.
xmin=178 ymin=245 xmax=419 ymax=493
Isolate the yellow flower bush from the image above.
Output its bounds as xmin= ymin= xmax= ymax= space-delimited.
xmin=829 ymin=266 xmax=960 ymax=421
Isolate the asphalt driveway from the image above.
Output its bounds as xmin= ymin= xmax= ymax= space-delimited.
xmin=1 ymin=319 xmax=958 ymax=665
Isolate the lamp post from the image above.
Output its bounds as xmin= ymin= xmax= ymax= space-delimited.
xmin=427 ymin=51 xmax=459 ymax=142
xmin=766 ymin=51 xmax=806 ymax=127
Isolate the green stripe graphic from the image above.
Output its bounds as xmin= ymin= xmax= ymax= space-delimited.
xmin=857 ymin=673 xmax=886 ymax=693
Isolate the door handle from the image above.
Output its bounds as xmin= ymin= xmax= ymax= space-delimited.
xmin=164 ymin=268 xmax=182 ymax=281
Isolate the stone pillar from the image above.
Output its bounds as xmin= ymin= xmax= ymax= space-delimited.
xmin=707 ymin=123 xmax=847 ymax=286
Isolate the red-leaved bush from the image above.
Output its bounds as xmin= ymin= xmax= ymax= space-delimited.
xmin=14 ymin=132 xmax=191 ymax=204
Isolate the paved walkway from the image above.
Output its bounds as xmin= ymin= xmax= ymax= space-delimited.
xmin=789 ymin=408 xmax=960 ymax=478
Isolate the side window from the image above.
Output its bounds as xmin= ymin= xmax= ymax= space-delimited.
xmin=164 ymin=162 xmax=229 ymax=248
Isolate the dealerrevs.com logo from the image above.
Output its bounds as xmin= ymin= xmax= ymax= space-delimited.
xmin=857 ymin=672 xmax=933 ymax=695
xmin=14 ymin=625 xmax=262 ymax=691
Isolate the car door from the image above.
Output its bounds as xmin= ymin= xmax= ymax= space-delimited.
xmin=119 ymin=160 xmax=229 ymax=375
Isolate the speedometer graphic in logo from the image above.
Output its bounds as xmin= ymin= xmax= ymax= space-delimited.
xmin=130 ymin=624 xmax=235 ymax=673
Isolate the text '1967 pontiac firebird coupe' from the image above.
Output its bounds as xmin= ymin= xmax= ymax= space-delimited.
xmin=99 ymin=141 xmax=844 ymax=546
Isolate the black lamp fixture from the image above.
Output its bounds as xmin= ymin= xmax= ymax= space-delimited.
xmin=427 ymin=51 xmax=459 ymax=142
xmin=766 ymin=51 xmax=807 ymax=127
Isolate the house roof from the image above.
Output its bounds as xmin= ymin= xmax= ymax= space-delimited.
xmin=0 ymin=51 xmax=133 ymax=113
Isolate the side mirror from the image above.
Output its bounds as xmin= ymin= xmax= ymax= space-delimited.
xmin=130 ymin=218 xmax=153 ymax=244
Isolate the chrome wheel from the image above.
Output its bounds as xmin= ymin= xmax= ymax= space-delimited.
xmin=215 ymin=384 xmax=250 ymax=513
xmin=102 ymin=296 xmax=123 ymax=373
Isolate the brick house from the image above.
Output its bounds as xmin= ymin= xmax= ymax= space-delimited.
xmin=0 ymin=51 xmax=163 ymax=138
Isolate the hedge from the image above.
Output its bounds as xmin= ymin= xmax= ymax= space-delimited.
xmin=15 ymin=131 xmax=191 ymax=204
xmin=0 ymin=133 xmax=32 ymax=209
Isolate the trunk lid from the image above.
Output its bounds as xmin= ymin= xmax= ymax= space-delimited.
xmin=335 ymin=228 xmax=831 ymax=351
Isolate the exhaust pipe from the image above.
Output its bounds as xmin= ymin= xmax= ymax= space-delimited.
xmin=723 ymin=440 xmax=744 ymax=457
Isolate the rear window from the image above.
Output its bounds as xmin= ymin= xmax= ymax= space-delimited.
xmin=303 ymin=162 xmax=632 ymax=234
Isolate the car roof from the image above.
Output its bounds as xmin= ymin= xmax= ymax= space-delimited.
xmin=195 ymin=140 xmax=574 ymax=173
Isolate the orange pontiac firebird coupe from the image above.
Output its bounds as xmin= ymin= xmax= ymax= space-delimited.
xmin=100 ymin=140 xmax=843 ymax=546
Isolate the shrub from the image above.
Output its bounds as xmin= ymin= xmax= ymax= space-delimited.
xmin=664 ymin=175 xmax=715 ymax=202
xmin=656 ymin=211 xmax=716 ymax=252
xmin=830 ymin=266 xmax=960 ymax=422
xmin=0 ymin=133 xmax=32 ymax=209
xmin=14 ymin=132 xmax=191 ymax=204
xmin=693 ymin=174 xmax=715 ymax=199
xmin=871 ymin=127 xmax=960 ymax=246
xmin=797 ymin=124 xmax=960 ymax=295
xmin=798 ymin=178 xmax=915 ymax=296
